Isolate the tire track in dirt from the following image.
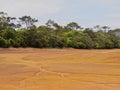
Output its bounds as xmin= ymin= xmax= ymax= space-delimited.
xmin=21 ymin=57 xmax=69 ymax=77
xmin=19 ymin=55 xmax=120 ymax=87
xmin=18 ymin=58 xmax=70 ymax=88
xmin=1 ymin=49 xmax=120 ymax=90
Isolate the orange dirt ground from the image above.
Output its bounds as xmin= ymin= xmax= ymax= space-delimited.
xmin=0 ymin=48 xmax=120 ymax=90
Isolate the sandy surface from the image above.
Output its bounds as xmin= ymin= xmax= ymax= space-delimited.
xmin=0 ymin=48 xmax=120 ymax=90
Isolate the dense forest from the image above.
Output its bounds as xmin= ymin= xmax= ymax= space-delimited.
xmin=0 ymin=12 xmax=120 ymax=49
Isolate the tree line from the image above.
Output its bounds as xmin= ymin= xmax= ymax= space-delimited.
xmin=0 ymin=12 xmax=120 ymax=49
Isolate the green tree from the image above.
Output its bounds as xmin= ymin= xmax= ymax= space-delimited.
xmin=65 ymin=22 xmax=81 ymax=30
xmin=0 ymin=12 xmax=17 ymax=30
xmin=19 ymin=16 xmax=38 ymax=30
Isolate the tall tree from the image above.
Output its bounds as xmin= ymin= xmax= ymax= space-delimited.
xmin=0 ymin=12 xmax=16 ymax=30
xmin=102 ymin=26 xmax=110 ymax=32
xmin=93 ymin=25 xmax=101 ymax=31
xmin=19 ymin=16 xmax=38 ymax=30
xmin=66 ymin=22 xmax=81 ymax=30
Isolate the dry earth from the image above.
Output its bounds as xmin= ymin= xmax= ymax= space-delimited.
xmin=0 ymin=48 xmax=120 ymax=90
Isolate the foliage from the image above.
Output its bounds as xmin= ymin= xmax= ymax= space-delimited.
xmin=0 ymin=12 xmax=120 ymax=49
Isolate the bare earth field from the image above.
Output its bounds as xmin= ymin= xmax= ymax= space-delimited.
xmin=0 ymin=48 xmax=120 ymax=90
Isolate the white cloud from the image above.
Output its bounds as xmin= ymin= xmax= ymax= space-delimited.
xmin=0 ymin=0 xmax=120 ymax=28
xmin=0 ymin=0 xmax=63 ymax=17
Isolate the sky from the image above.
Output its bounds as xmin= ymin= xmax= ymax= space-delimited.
xmin=0 ymin=0 xmax=120 ymax=28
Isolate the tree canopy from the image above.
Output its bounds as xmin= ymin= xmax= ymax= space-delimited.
xmin=0 ymin=11 xmax=120 ymax=49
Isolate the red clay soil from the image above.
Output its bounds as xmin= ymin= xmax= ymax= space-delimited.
xmin=0 ymin=48 xmax=120 ymax=90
